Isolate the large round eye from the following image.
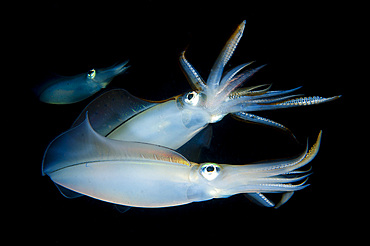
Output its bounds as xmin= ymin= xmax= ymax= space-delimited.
xmin=87 ymin=69 xmax=96 ymax=79
xmin=200 ymin=163 xmax=221 ymax=181
xmin=184 ymin=91 xmax=200 ymax=106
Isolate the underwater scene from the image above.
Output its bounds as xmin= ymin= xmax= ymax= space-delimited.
xmin=22 ymin=0 xmax=347 ymax=243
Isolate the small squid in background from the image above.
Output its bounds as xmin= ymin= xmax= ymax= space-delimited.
xmin=42 ymin=115 xmax=321 ymax=209
xmin=36 ymin=61 xmax=129 ymax=104
xmin=73 ymin=20 xmax=339 ymax=149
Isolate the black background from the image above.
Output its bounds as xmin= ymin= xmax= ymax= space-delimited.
xmin=16 ymin=0 xmax=351 ymax=243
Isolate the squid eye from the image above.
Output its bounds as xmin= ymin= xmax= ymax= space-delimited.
xmin=200 ymin=163 xmax=221 ymax=181
xmin=87 ymin=69 xmax=96 ymax=79
xmin=184 ymin=91 xmax=200 ymax=106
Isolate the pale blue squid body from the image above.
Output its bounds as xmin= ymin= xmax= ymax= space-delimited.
xmin=107 ymin=99 xmax=209 ymax=149
xmin=42 ymin=116 xmax=321 ymax=208
xmin=74 ymin=20 xmax=340 ymax=150
xmin=37 ymin=61 xmax=129 ymax=104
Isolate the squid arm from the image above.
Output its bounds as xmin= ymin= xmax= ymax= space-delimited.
xmin=179 ymin=20 xmax=341 ymax=136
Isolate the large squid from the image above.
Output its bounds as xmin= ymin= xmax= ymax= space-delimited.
xmin=73 ymin=20 xmax=339 ymax=149
xmin=42 ymin=115 xmax=321 ymax=209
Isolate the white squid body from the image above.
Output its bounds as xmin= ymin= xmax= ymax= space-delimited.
xmin=37 ymin=61 xmax=129 ymax=104
xmin=73 ymin=20 xmax=339 ymax=149
xmin=107 ymin=99 xmax=210 ymax=149
xmin=42 ymin=116 xmax=321 ymax=208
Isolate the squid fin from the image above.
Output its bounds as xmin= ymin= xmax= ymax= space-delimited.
xmin=72 ymin=89 xmax=158 ymax=136
xmin=55 ymin=183 xmax=84 ymax=199
xmin=115 ymin=205 xmax=131 ymax=213
xmin=42 ymin=113 xmax=191 ymax=175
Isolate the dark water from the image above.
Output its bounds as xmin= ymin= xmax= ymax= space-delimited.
xmin=18 ymin=1 xmax=348 ymax=243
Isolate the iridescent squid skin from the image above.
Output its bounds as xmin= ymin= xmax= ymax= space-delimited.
xmin=74 ymin=20 xmax=340 ymax=149
xmin=42 ymin=115 xmax=321 ymax=208
xmin=37 ymin=61 xmax=129 ymax=104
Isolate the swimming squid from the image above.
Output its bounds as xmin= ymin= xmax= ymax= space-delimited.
xmin=42 ymin=115 xmax=321 ymax=208
xmin=73 ymin=20 xmax=339 ymax=149
xmin=36 ymin=61 xmax=129 ymax=104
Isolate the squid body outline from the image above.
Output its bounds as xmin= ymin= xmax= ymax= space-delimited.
xmin=42 ymin=115 xmax=321 ymax=208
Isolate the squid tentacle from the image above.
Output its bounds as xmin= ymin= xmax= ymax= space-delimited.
xmin=178 ymin=20 xmax=340 ymax=135
xmin=179 ymin=50 xmax=206 ymax=91
xmin=244 ymin=95 xmax=341 ymax=112
xmin=219 ymin=61 xmax=255 ymax=87
xmin=231 ymin=179 xmax=310 ymax=194
xmin=258 ymin=178 xmax=310 ymax=191
xmin=207 ymin=20 xmax=246 ymax=93
xmin=256 ymin=172 xmax=312 ymax=184
xmin=207 ymin=66 xmax=266 ymax=111
xmin=222 ymin=87 xmax=304 ymax=112
xmin=251 ymin=130 xmax=321 ymax=174
xmin=229 ymin=84 xmax=272 ymax=98
xmin=214 ymin=65 xmax=267 ymax=102
xmin=249 ymin=86 xmax=303 ymax=99
xmin=232 ymin=112 xmax=296 ymax=140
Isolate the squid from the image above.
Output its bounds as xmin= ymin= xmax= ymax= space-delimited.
xmin=42 ymin=115 xmax=321 ymax=209
xmin=36 ymin=61 xmax=129 ymax=104
xmin=73 ymin=20 xmax=340 ymax=149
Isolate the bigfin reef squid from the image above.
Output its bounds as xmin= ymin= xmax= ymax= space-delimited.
xmin=36 ymin=61 xmax=129 ymax=104
xmin=73 ymin=20 xmax=340 ymax=150
xmin=43 ymin=21 xmax=339 ymax=209
xmin=42 ymin=114 xmax=321 ymax=209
